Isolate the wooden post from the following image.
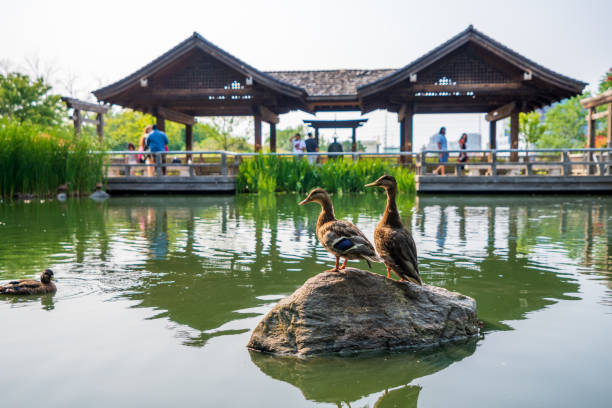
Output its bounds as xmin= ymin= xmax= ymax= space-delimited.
xmin=607 ymin=103 xmax=612 ymax=148
xmin=221 ymin=153 xmax=227 ymax=176
xmin=269 ymin=123 xmax=276 ymax=153
xmin=254 ymin=114 xmax=262 ymax=152
xmin=399 ymin=105 xmax=413 ymax=164
xmin=510 ymin=109 xmax=519 ymax=162
xmin=315 ymin=128 xmax=319 ymax=144
xmin=156 ymin=116 xmax=166 ymax=132
xmin=562 ymin=151 xmax=571 ymax=176
xmin=489 ymin=120 xmax=497 ymax=149
xmin=73 ymin=109 xmax=82 ymax=137
xmin=96 ymin=113 xmax=104 ymax=142
xmin=587 ymin=107 xmax=596 ymax=174
xmin=185 ymin=124 xmax=193 ymax=162
xmin=351 ymin=127 xmax=357 ymax=152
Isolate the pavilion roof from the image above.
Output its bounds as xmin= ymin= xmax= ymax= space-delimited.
xmin=265 ymin=69 xmax=395 ymax=97
xmin=359 ymin=25 xmax=586 ymax=97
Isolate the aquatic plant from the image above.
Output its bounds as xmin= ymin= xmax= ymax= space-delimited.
xmin=0 ymin=118 xmax=104 ymax=199
xmin=236 ymin=155 xmax=415 ymax=194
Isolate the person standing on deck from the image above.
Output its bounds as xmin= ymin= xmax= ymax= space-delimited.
xmin=290 ymin=133 xmax=306 ymax=159
xmin=327 ymin=136 xmax=343 ymax=160
xmin=458 ymin=133 xmax=469 ymax=175
xmin=139 ymin=125 xmax=153 ymax=176
xmin=433 ymin=127 xmax=448 ymax=175
xmin=147 ymin=125 xmax=169 ymax=176
xmin=304 ymin=132 xmax=319 ymax=165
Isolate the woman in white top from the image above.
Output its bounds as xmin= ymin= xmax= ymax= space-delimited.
xmin=290 ymin=133 xmax=306 ymax=158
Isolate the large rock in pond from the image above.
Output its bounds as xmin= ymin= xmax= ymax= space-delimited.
xmin=247 ymin=268 xmax=478 ymax=356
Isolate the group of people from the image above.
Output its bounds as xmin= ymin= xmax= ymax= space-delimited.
xmin=290 ymin=132 xmax=344 ymax=164
xmin=126 ymin=125 xmax=169 ymax=176
xmin=432 ymin=126 xmax=469 ymax=176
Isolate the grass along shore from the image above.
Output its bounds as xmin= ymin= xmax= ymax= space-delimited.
xmin=0 ymin=118 xmax=104 ymax=200
xmin=236 ymin=155 xmax=415 ymax=194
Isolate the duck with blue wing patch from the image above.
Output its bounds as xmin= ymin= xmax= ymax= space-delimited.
xmin=299 ymin=188 xmax=381 ymax=272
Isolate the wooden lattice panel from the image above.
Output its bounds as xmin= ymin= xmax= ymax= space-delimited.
xmin=156 ymin=52 xmax=247 ymax=89
xmin=418 ymin=51 xmax=509 ymax=85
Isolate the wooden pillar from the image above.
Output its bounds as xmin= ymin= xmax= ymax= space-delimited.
xmin=351 ymin=127 xmax=357 ymax=152
xmin=489 ymin=120 xmax=497 ymax=149
xmin=315 ymin=128 xmax=319 ymax=144
xmin=185 ymin=124 xmax=193 ymax=162
xmin=156 ymin=116 xmax=166 ymax=132
xmin=510 ymin=109 xmax=519 ymax=162
xmin=96 ymin=113 xmax=104 ymax=142
xmin=269 ymin=122 xmax=276 ymax=153
xmin=254 ymin=114 xmax=262 ymax=152
xmin=587 ymin=107 xmax=596 ymax=175
xmin=73 ymin=109 xmax=81 ymax=137
xmin=607 ymin=103 xmax=612 ymax=147
xmin=399 ymin=105 xmax=413 ymax=164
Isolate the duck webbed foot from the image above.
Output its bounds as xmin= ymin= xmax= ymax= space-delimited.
xmin=328 ymin=257 xmax=341 ymax=272
xmin=339 ymin=258 xmax=348 ymax=270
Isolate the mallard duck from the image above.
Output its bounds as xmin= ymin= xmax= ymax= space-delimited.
xmin=299 ymin=188 xmax=380 ymax=272
xmin=365 ymin=175 xmax=422 ymax=284
xmin=0 ymin=269 xmax=57 ymax=295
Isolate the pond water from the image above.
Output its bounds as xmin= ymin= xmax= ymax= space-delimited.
xmin=1 ymin=193 xmax=611 ymax=407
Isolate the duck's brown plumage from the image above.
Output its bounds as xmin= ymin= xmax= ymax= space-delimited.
xmin=366 ymin=176 xmax=422 ymax=284
xmin=300 ymin=188 xmax=380 ymax=271
xmin=0 ymin=270 xmax=57 ymax=295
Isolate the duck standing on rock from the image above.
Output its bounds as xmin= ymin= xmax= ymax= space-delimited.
xmin=299 ymin=188 xmax=380 ymax=272
xmin=0 ymin=269 xmax=57 ymax=295
xmin=365 ymin=175 xmax=422 ymax=284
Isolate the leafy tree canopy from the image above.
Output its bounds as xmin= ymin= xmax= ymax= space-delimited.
xmin=0 ymin=72 xmax=65 ymax=126
xmin=538 ymin=94 xmax=589 ymax=148
xmin=599 ymin=67 xmax=612 ymax=93
xmin=519 ymin=111 xmax=547 ymax=148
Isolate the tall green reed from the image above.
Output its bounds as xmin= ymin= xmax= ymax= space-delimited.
xmin=0 ymin=117 xmax=103 ymax=199
xmin=236 ymin=155 xmax=415 ymax=195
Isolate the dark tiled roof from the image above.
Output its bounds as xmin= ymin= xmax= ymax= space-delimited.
xmin=265 ymin=69 xmax=396 ymax=97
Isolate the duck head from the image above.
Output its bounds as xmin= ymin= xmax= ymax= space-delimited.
xmin=365 ymin=175 xmax=397 ymax=190
xmin=40 ymin=269 xmax=54 ymax=284
xmin=298 ymin=188 xmax=331 ymax=206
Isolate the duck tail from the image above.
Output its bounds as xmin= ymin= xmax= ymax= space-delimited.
xmin=363 ymin=255 xmax=383 ymax=269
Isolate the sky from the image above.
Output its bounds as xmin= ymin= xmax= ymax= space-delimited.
xmin=2 ymin=0 xmax=611 ymax=150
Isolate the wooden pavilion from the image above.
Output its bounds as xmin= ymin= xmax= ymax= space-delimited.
xmin=94 ymin=26 xmax=586 ymax=158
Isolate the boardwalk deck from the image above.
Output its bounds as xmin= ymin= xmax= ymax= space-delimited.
xmin=417 ymin=175 xmax=612 ymax=193
xmin=106 ymin=176 xmax=236 ymax=193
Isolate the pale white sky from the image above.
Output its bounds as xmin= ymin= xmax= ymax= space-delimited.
xmin=2 ymin=0 xmax=610 ymax=150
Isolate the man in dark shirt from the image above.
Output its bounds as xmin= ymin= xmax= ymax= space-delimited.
xmin=146 ymin=125 xmax=169 ymax=175
xmin=327 ymin=136 xmax=343 ymax=160
xmin=304 ymin=132 xmax=319 ymax=165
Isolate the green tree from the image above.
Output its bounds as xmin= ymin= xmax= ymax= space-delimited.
xmin=0 ymin=72 xmax=65 ymax=126
xmin=519 ymin=111 xmax=546 ymax=154
xmin=538 ymin=95 xmax=589 ymax=148
xmin=599 ymin=67 xmax=612 ymax=93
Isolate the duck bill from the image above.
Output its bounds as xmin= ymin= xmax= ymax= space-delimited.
xmin=364 ymin=182 xmax=379 ymax=188
xmin=298 ymin=198 xmax=309 ymax=205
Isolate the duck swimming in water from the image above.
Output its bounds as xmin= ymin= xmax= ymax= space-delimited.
xmin=0 ymin=269 xmax=57 ymax=295
xmin=299 ymin=188 xmax=380 ymax=272
xmin=365 ymin=175 xmax=422 ymax=285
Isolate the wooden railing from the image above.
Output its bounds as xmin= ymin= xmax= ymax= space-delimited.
xmin=417 ymin=148 xmax=612 ymax=176
xmin=102 ymin=149 xmax=612 ymax=178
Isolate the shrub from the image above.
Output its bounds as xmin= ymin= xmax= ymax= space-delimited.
xmin=236 ymin=155 xmax=415 ymax=195
xmin=0 ymin=117 xmax=103 ymax=199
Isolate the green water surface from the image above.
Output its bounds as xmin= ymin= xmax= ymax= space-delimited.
xmin=0 ymin=193 xmax=611 ymax=407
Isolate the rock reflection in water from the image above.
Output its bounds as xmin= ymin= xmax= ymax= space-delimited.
xmin=250 ymin=339 xmax=476 ymax=407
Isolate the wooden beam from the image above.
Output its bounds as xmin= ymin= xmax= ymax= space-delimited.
xmin=269 ymin=123 xmax=277 ymax=152
xmin=352 ymin=127 xmax=357 ymax=152
xmin=61 ymin=97 xmax=109 ymax=114
xmin=151 ymin=88 xmax=252 ymax=97
xmin=586 ymin=109 xmax=610 ymax=121
xmin=587 ymin=107 xmax=596 ymax=148
xmin=486 ymin=102 xmax=517 ymax=122
xmin=254 ymin=114 xmax=262 ymax=152
xmin=256 ymin=106 xmax=279 ymax=124
xmin=412 ymin=83 xmax=524 ymax=93
xmin=581 ymin=90 xmax=612 ymax=109
xmin=157 ymin=106 xmax=195 ymax=125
